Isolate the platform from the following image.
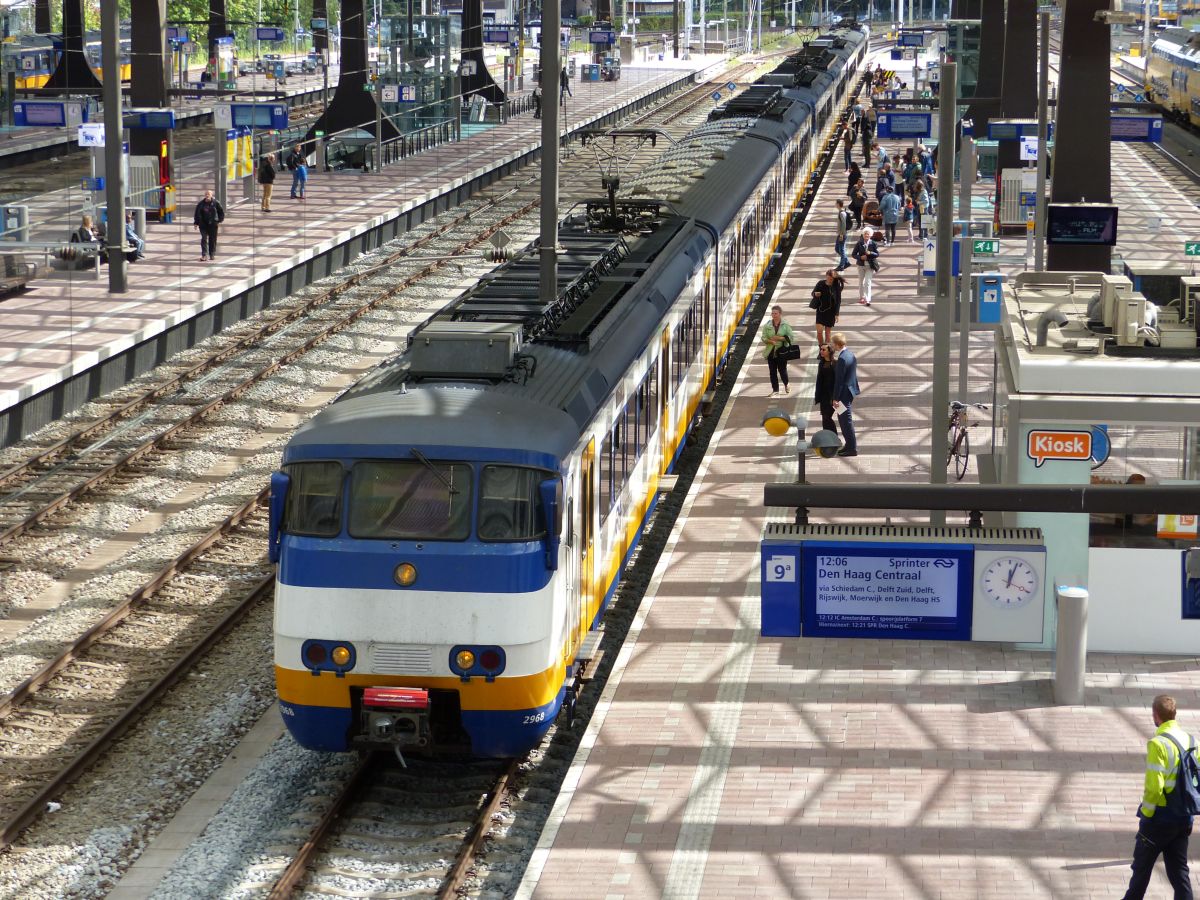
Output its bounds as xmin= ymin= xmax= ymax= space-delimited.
xmin=0 ymin=61 xmax=710 ymax=446
xmin=515 ymin=140 xmax=1199 ymax=897
xmin=0 ymin=64 xmax=342 ymax=164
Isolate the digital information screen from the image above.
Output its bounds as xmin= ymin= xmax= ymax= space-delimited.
xmin=230 ymin=104 xmax=288 ymax=129
xmin=18 ymin=102 xmax=66 ymax=126
xmin=1046 ymin=204 xmax=1118 ymax=245
xmin=800 ymin=542 xmax=974 ymax=640
xmin=1110 ymin=115 xmax=1163 ymax=142
xmin=878 ymin=113 xmax=931 ymax=138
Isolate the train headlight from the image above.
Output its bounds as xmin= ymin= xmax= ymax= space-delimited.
xmin=305 ymin=643 xmax=328 ymax=665
xmin=450 ymin=645 xmax=507 ymax=681
xmin=394 ymin=562 xmax=418 ymax=586
xmin=301 ymin=639 xmax=357 ymax=675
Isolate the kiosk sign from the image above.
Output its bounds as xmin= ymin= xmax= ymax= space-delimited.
xmin=1026 ymin=429 xmax=1092 ymax=466
xmin=800 ymin=542 xmax=973 ymax=640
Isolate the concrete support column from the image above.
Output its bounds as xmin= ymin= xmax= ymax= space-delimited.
xmin=998 ymin=0 xmax=1037 ymax=172
xmin=44 ymin=0 xmax=101 ymax=91
xmin=305 ymin=0 xmax=399 ymax=145
xmin=34 ymin=0 xmax=51 ymax=33
xmin=964 ymin=0 xmax=1003 ymax=133
xmin=207 ymin=0 xmax=228 ymax=66
xmin=1048 ymin=0 xmax=1113 ymax=273
xmin=313 ymin=0 xmax=329 ymax=53
xmin=129 ymin=0 xmax=170 ymax=160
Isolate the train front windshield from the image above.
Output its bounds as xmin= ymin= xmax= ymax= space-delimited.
xmin=282 ymin=460 xmax=548 ymax=543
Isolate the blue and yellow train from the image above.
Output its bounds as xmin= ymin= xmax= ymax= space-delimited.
xmin=3 ymin=30 xmax=132 ymax=89
xmin=268 ymin=23 xmax=870 ymax=758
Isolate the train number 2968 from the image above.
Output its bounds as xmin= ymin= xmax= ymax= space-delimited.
xmin=523 ymin=711 xmax=546 ymax=725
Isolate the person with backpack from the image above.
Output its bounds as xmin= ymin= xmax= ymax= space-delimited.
xmin=1123 ymin=694 xmax=1198 ymax=899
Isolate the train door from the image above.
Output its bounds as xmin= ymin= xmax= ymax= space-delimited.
xmin=563 ymin=474 xmax=579 ymax=663
xmin=659 ymin=327 xmax=672 ymax=473
xmin=703 ymin=264 xmax=714 ymax=385
xmin=577 ymin=441 xmax=596 ymax=644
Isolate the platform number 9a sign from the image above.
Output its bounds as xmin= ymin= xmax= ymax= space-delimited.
xmin=766 ymin=554 xmax=797 ymax=583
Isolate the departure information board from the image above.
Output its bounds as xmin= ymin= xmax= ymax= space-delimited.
xmin=1046 ymin=203 xmax=1118 ymax=245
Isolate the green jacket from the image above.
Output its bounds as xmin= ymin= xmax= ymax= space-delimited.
xmin=761 ymin=320 xmax=795 ymax=360
xmin=1140 ymin=719 xmax=1194 ymax=819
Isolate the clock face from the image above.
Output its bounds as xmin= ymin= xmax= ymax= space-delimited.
xmin=980 ymin=556 xmax=1040 ymax=609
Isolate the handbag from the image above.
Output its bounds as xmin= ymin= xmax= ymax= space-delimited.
xmin=774 ymin=336 xmax=803 ymax=361
xmin=776 ymin=344 xmax=803 ymax=361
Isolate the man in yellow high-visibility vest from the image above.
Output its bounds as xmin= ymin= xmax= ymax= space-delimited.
xmin=1123 ymin=695 xmax=1195 ymax=899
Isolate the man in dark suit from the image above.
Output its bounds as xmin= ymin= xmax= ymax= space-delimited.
xmin=830 ymin=332 xmax=861 ymax=457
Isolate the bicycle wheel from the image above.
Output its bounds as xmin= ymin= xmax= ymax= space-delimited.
xmin=953 ymin=428 xmax=970 ymax=480
xmin=946 ymin=424 xmax=958 ymax=469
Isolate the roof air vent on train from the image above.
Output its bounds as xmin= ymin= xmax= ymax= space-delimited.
xmin=407 ymin=322 xmax=524 ymax=380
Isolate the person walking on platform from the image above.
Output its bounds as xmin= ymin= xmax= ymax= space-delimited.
xmin=861 ymin=125 xmax=872 ymax=166
xmin=532 ymin=83 xmax=542 ymax=118
xmin=879 ymin=184 xmax=901 ymax=246
xmin=193 ymin=189 xmax=225 ymax=261
xmin=849 ymin=179 xmax=867 ymax=230
xmin=842 ymin=127 xmax=854 ymax=172
xmin=830 ymin=332 xmax=860 ymax=457
xmin=846 ymin=161 xmax=862 ymax=197
xmin=851 ymin=226 xmax=879 ymax=306
xmin=287 ymin=144 xmax=308 ymax=199
xmin=258 ymin=152 xmax=277 ymax=212
xmin=760 ymin=305 xmax=795 ymax=398
xmin=813 ymin=343 xmax=839 ymax=437
xmin=560 ymin=64 xmax=572 ymax=105
xmin=1122 ymin=694 xmax=1197 ymax=900
xmin=810 ymin=269 xmax=844 ymax=346
xmin=834 ymin=199 xmax=851 ymax=271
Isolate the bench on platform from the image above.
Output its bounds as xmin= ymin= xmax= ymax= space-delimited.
xmin=0 ymin=240 xmax=103 ymax=278
xmin=0 ymin=251 xmax=37 ymax=295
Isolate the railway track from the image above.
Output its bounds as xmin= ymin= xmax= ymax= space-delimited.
xmin=0 ymin=70 xmax=732 ymax=862
xmin=266 ymin=755 xmax=519 ymax=898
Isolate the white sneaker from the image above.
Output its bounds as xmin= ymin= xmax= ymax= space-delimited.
xmin=784 ymin=385 xmax=791 ymax=394
xmin=769 ymin=391 xmax=780 ymax=398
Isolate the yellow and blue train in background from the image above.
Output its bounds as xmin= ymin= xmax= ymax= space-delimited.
xmin=3 ymin=30 xmax=131 ymax=89
xmin=268 ymin=21 xmax=869 ymax=759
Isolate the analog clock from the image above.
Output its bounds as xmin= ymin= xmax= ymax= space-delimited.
xmin=979 ymin=556 xmax=1040 ymax=609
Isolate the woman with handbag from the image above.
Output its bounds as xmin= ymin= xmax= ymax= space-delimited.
xmin=810 ymin=269 xmax=844 ymax=346
xmin=813 ymin=343 xmax=840 ymax=436
xmin=761 ymin=305 xmax=797 ymax=398
xmin=851 ymin=227 xmax=880 ymax=307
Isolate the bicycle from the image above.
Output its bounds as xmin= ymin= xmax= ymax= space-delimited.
xmin=947 ymin=400 xmax=989 ymax=480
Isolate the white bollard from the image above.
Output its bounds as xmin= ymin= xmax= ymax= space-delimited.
xmin=1053 ymin=583 xmax=1088 ymax=706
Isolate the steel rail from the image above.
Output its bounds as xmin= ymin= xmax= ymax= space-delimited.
xmin=436 ymin=757 xmax=521 ymax=899
xmin=0 ymin=488 xmax=270 ymax=721
xmin=0 ymin=574 xmax=274 ymax=850
xmin=266 ymin=753 xmax=379 ymax=900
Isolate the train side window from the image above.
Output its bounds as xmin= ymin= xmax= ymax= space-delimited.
xmin=565 ymin=496 xmax=575 ymax=548
xmin=282 ymin=461 xmax=344 ymax=537
xmin=478 ymin=465 xmax=548 ymax=541
xmin=599 ymin=427 xmax=613 ymax=514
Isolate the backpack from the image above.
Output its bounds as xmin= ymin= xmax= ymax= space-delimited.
xmin=1160 ymin=732 xmax=1200 ymax=819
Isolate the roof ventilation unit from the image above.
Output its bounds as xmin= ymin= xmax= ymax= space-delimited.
xmin=407 ymin=322 xmax=523 ymax=379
